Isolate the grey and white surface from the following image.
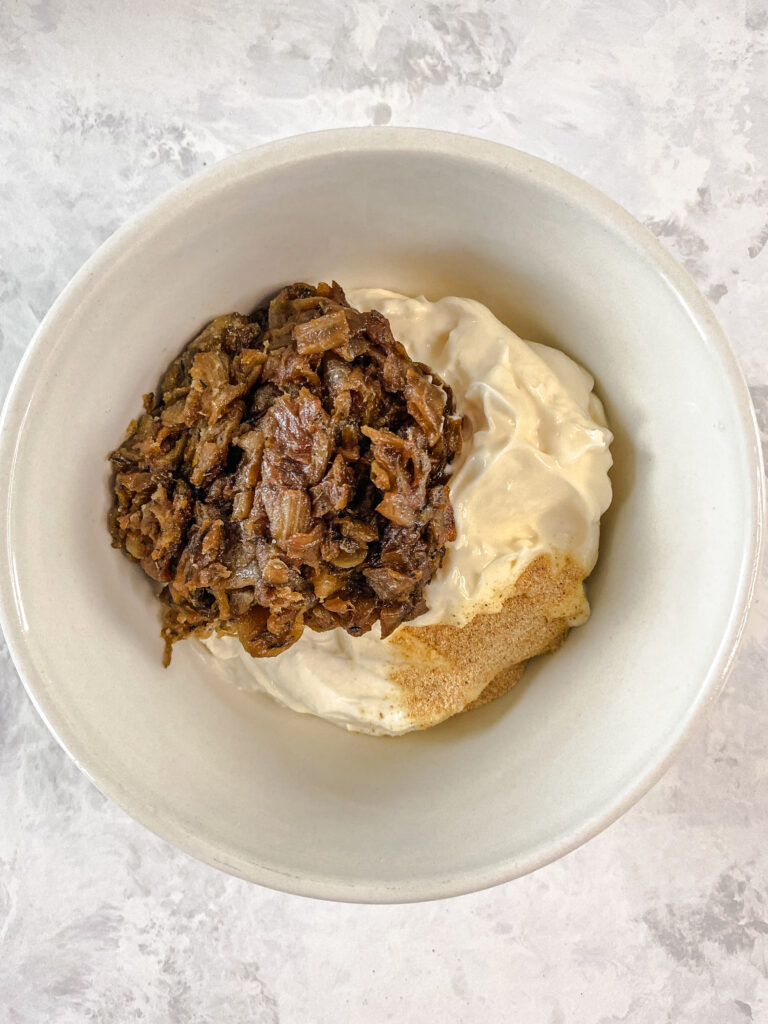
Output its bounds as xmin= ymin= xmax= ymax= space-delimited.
xmin=1 ymin=1 xmax=766 ymax=1020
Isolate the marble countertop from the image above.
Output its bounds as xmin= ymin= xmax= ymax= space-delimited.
xmin=1 ymin=1 xmax=767 ymax=1020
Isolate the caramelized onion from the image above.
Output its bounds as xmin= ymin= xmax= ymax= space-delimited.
xmin=108 ymin=282 xmax=462 ymax=662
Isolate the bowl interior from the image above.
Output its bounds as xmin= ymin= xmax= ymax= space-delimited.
xmin=1 ymin=133 xmax=758 ymax=900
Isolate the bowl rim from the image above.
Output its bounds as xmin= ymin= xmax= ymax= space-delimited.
xmin=0 ymin=126 xmax=764 ymax=903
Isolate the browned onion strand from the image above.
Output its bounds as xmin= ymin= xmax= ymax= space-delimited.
xmin=108 ymin=282 xmax=462 ymax=664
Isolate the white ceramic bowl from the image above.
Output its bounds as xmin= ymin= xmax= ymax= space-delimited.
xmin=0 ymin=129 xmax=763 ymax=902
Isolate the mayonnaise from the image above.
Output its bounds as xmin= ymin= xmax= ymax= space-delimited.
xmin=203 ymin=290 xmax=613 ymax=734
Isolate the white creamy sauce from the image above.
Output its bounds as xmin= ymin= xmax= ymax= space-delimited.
xmin=203 ymin=290 xmax=613 ymax=734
